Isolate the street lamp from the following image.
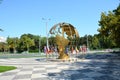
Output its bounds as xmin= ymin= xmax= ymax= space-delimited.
xmin=39 ymin=35 xmax=41 ymax=54
xmin=14 ymin=37 xmax=16 ymax=53
xmin=42 ymin=18 xmax=51 ymax=50
xmin=87 ymin=35 xmax=89 ymax=51
xmin=42 ymin=18 xmax=50 ymax=59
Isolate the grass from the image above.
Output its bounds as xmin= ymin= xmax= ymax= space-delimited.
xmin=0 ymin=66 xmax=17 ymax=73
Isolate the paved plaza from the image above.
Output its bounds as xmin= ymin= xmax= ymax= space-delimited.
xmin=0 ymin=53 xmax=120 ymax=80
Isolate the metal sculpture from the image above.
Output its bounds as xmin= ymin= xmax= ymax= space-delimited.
xmin=49 ymin=22 xmax=79 ymax=60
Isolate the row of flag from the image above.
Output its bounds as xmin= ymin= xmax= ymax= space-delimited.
xmin=44 ymin=45 xmax=87 ymax=54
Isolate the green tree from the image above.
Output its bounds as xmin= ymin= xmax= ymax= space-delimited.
xmin=0 ymin=29 xmax=3 ymax=31
xmin=0 ymin=0 xmax=3 ymax=4
xmin=79 ymin=36 xmax=87 ymax=46
xmin=0 ymin=42 xmax=8 ymax=52
xmin=40 ymin=37 xmax=47 ymax=52
xmin=91 ymin=36 xmax=100 ymax=49
xmin=19 ymin=35 xmax=35 ymax=53
xmin=98 ymin=5 xmax=120 ymax=47
xmin=20 ymin=34 xmax=42 ymax=52
xmin=49 ymin=36 xmax=56 ymax=46
xmin=7 ymin=37 xmax=19 ymax=53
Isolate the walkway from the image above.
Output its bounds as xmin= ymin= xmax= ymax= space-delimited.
xmin=0 ymin=53 xmax=120 ymax=80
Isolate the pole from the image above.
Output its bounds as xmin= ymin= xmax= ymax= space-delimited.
xmin=14 ymin=37 xmax=16 ymax=53
xmin=87 ymin=35 xmax=89 ymax=51
xmin=39 ymin=35 xmax=41 ymax=54
xmin=46 ymin=22 xmax=49 ymax=49
xmin=42 ymin=18 xmax=50 ymax=60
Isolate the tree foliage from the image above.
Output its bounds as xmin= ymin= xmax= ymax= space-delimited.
xmin=0 ymin=0 xmax=3 ymax=4
xmin=7 ymin=37 xmax=19 ymax=53
xmin=98 ymin=5 xmax=120 ymax=47
xmin=19 ymin=34 xmax=35 ymax=52
xmin=0 ymin=42 xmax=8 ymax=52
xmin=91 ymin=36 xmax=100 ymax=49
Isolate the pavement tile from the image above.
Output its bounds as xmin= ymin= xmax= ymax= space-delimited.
xmin=17 ymin=71 xmax=32 ymax=75
xmin=84 ymin=71 xmax=104 ymax=78
xmin=0 ymin=75 xmax=15 ymax=80
xmin=13 ymin=74 xmax=31 ymax=79
xmin=14 ymin=79 xmax=31 ymax=80
xmin=1 ymin=71 xmax=17 ymax=76
xmin=70 ymin=73 xmax=88 ymax=80
xmin=32 ymin=70 xmax=47 ymax=74
xmin=93 ymin=75 xmax=119 ymax=80
xmin=31 ymin=77 xmax=50 ymax=80
xmin=31 ymin=73 xmax=48 ymax=78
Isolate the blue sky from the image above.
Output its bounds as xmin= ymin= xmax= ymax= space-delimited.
xmin=0 ymin=0 xmax=119 ymax=38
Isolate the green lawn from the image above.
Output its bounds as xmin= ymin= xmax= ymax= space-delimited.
xmin=0 ymin=66 xmax=17 ymax=73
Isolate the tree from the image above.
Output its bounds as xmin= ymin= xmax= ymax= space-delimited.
xmin=49 ymin=36 xmax=56 ymax=46
xmin=40 ymin=37 xmax=47 ymax=51
xmin=7 ymin=37 xmax=19 ymax=53
xmin=0 ymin=29 xmax=3 ymax=32
xmin=0 ymin=42 xmax=8 ymax=52
xmin=0 ymin=0 xmax=3 ymax=4
xmin=20 ymin=34 xmax=40 ymax=52
xmin=91 ymin=36 xmax=100 ymax=49
xmin=19 ymin=35 xmax=35 ymax=53
xmin=98 ymin=5 xmax=120 ymax=47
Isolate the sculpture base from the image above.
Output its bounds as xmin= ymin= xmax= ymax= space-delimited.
xmin=58 ymin=53 xmax=69 ymax=60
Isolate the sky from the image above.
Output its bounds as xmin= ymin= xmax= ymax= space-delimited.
xmin=0 ymin=0 xmax=119 ymax=38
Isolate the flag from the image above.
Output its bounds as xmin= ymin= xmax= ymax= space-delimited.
xmin=75 ymin=47 xmax=79 ymax=53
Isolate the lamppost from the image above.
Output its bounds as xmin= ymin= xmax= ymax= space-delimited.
xmin=42 ymin=18 xmax=50 ymax=59
xmin=39 ymin=35 xmax=41 ymax=54
xmin=14 ymin=37 xmax=16 ymax=53
xmin=87 ymin=35 xmax=89 ymax=51
xmin=42 ymin=18 xmax=50 ymax=50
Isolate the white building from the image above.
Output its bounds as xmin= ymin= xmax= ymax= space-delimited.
xmin=0 ymin=36 xmax=6 ymax=43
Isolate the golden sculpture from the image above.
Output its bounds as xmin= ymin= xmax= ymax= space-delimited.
xmin=49 ymin=22 xmax=79 ymax=60
xmin=56 ymin=35 xmax=69 ymax=59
